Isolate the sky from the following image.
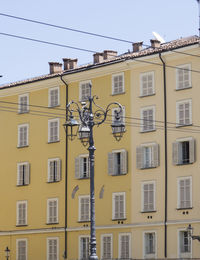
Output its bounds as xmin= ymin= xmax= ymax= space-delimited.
xmin=0 ymin=0 xmax=199 ymax=84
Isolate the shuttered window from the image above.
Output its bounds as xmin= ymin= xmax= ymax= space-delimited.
xmin=17 ymin=201 xmax=27 ymax=226
xmin=142 ymin=182 xmax=155 ymax=212
xmin=179 ymin=231 xmax=191 ymax=254
xmin=141 ymin=107 xmax=155 ymax=132
xmin=172 ymin=138 xmax=195 ymax=165
xmin=101 ymin=235 xmax=112 ymax=259
xmin=80 ymin=81 xmax=91 ymax=101
xmin=49 ymin=87 xmax=59 ymax=107
xmin=48 ymin=119 xmax=59 ymax=143
xmin=140 ymin=71 xmax=154 ymax=96
xmin=144 ymin=232 xmax=156 ymax=256
xmin=80 ymin=236 xmax=89 ymax=259
xmin=112 ymin=192 xmax=126 ymax=220
xmin=47 ymin=238 xmax=59 ymax=260
xmin=18 ymin=124 xmax=29 ymax=147
xmin=178 ymin=177 xmax=192 ymax=209
xmin=136 ymin=144 xmax=159 ymax=169
xmin=119 ymin=233 xmax=131 ymax=258
xmin=112 ymin=73 xmax=124 ymax=95
xmin=108 ymin=150 xmax=128 ymax=175
xmin=17 ymin=239 xmax=27 ymax=260
xmin=75 ymin=155 xmax=90 ymax=179
xmin=79 ymin=196 xmax=90 ymax=221
xmin=48 ymin=159 xmax=61 ymax=182
xmin=176 ymin=100 xmax=192 ymax=126
xmin=47 ymin=199 xmax=58 ymax=224
xmin=19 ymin=94 xmax=29 ymax=113
xmin=176 ymin=64 xmax=191 ymax=90
xmin=112 ymin=106 xmax=125 ymax=134
xmin=17 ymin=163 xmax=30 ymax=186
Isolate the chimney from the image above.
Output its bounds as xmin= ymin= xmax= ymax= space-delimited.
xmin=93 ymin=52 xmax=104 ymax=63
xmin=49 ymin=62 xmax=62 ymax=74
xmin=132 ymin=41 xmax=143 ymax=52
xmin=103 ymin=50 xmax=117 ymax=60
xmin=63 ymin=58 xmax=78 ymax=70
xmin=150 ymin=39 xmax=161 ymax=48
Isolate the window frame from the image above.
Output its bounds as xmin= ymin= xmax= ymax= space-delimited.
xmin=101 ymin=234 xmax=113 ymax=259
xmin=47 ymin=198 xmax=59 ymax=224
xmin=16 ymin=200 xmax=27 ymax=226
xmin=47 ymin=158 xmax=61 ymax=183
xmin=136 ymin=143 xmax=159 ymax=169
xmin=176 ymin=64 xmax=192 ymax=90
xmin=16 ymin=239 xmax=27 ymax=260
xmin=18 ymin=123 xmax=29 ymax=148
xmin=112 ymin=72 xmax=125 ymax=95
xmin=79 ymin=80 xmax=91 ymax=102
xmin=75 ymin=154 xmax=90 ymax=179
xmin=140 ymin=71 xmax=155 ymax=97
xmin=108 ymin=149 xmax=128 ymax=176
xmin=176 ymin=99 xmax=192 ymax=127
xmin=177 ymin=176 xmax=192 ymax=209
xmin=78 ymin=195 xmax=90 ymax=222
xmin=18 ymin=93 xmax=29 ymax=114
xmin=140 ymin=106 xmax=156 ymax=132
xmin=48 ymin=118 xmax=60 ymax=143
xmin=47 ymin=237 xmax=59 ymax=260
xmin=178 ymin=229 xmax=192 ymax=258
xmin=17 ymin=162 xmax=30 ymax=186
xmin=141 ymin=181 xmax=156 ymax=212
xmin=48 ymin=86 xmax=60 ymax=108
xmin=112 ymin=192 xmax=126 ymax=220
xmin=143 ymin=231 xmax=157 ymax=258
xmin=79 ymin=235 xmax=90 ymax=259
xmin=118 ymin=233 xmax=131 ymax=258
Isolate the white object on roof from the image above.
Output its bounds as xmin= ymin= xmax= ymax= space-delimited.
xmin=152 ymin=31 xmax=165 ymax=43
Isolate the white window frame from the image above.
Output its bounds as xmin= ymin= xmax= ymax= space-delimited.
xmin=48 ymin=86 xmax=60 ymax=107
xmin=79 ymin=235 xmax=90 ymax=259
xmin=18 ymin=93 xmax=29 ymax=113
xmin=108 ymin=149 xmax=128 ymax=176
xmin=141 ymin=181 xmax=156 ymax=212
xmin=112 ymin=192 xmax=126 ymax=220
xmin=176 ymin=99 xmax=192 ymax=126
xmin=136 ymin=142 xmax=159 ymax=169
xmin=75 ymin=154 xmax=90 ymax=179
xmin=48 ymin=118 xmax=59 ymax=143
xmin=16 ymin=239 xmax=27 ymax=260
xmin=140 ymin=106 xmax=156 ymax=132
xmin=112 ymin=72 xmax=125 ymax=95
xmin=17 ymin=162 xmax=30 ymax=186
xmin=140 ymin=71 xmax=155 ymax=97
xmin=177 ymin=176 xmax=192 ymax=209
xmin=178 ymin=228 xmax=192 ymax=258
xmin=47 ymin=237 xmax=59 ymax=260
xmin=176 ymin=64 xmax=192 ymax=90
xmin=47 ymin=198 xmax=59 ymax=224
xmin=79 ymin=195 xmax=90 ymax=222
xmin=48 ymin=158 xmax=61 ymax=182
xmin=143 ymin=231 xmax=157 ymax=259
xmin=79 ymin=80 xmax=91 ymax=101
xmin=101 ymin=234 xmax=113 ymax=259
xmin=18 ymin=124 xmax=29 ymax=147
xmin=118 ymin=233 xmax=131 ymax=258
xmin=16 ymin=200 xmax=27 ymax=226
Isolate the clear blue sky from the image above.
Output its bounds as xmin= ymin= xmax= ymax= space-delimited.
xmin=0 ymin=0 xmax=199 ymax=84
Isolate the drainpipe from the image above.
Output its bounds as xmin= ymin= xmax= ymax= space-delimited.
xmin=60 ymin=75 xmax=68 ymax=259
xmin=159 ymin=53 xmax=168 ymax=258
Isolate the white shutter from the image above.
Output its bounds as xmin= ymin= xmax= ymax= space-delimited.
xmin=17 ymin=165 xmax=23 ymax=185
xmin=179 ymin=180 xmax=185 ymax=208
xmin=56 ymin=159 xmax=61 ymax=181
xmin=172 ymin=142 xmax=179 ymax=165
xmin=24 ymin=163 xmax=30 ymax=185
xmin=75 ymin=157 xmax=80 ymax=179
xmin=189 ymin=138 xmax=195 ymax=163
xmin=152 ymin=144 xmax=159 ymax=167
xmin=120 ymin=150 xmax=128 ymax=174
xmin=136 ymin=146 xmax=143 ymax=169
xmin=185 ymin=178 xmax=191 ymax=208
xmin=108 ymin=152 xmax=115 ymax=175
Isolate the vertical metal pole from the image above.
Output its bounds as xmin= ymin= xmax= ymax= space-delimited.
xmin=198 ymin=0 xmax=200 ymax=37
xmin=88 ymin=86 xmax=98 ymax=260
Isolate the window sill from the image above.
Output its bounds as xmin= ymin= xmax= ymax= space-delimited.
xmin=16 ymin=224 xmax=28 ymax=227
xmin=78 ymin=220 xmax=90 ymax=223
xmin=18 ymin=111 xmax=29 ymax=114
xmin=177 ymin=207 xmax=193 ymax=210
xmin=176 ymin=123 xmax=192 ymax=128
xmin=139 ymin=93 xmax=156 ymax=98
xmin=141 ymin=210 xmax=156 ymax=213
xmin=175 ymin=86 xmax=192 ymax=91
xmin=48 ymin=140 xmax=60 ymax=144
xmin=111 ymin=91 xmax=125 ymax=96
xmin=17 ymin=145 xmax=29 ymax=149
xmin=144 ymin=254 xmax=156 ymax=258
xmin=140 ymin=166 xmax=157 ymax=170
xmin=16 ymin=184 xmax=29 ymax=187
xmin=140 ymin=129 xmax=156 ymax=133
xmin=110 ymin=173 xmax=127 ymax=176
xmin=46 ymin=222 xmax=59 ymax=225
xmin=47 ymin=180 xmax=60 ymax=183
xmin=77 ymin=177 xmax=90 ymax=180
xmin=48 ymin=104 xmax=60 ymax=108
xmin=112 ymin=218 xmax=126 ymax=221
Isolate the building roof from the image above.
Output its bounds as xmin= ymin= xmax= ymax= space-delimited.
xmin=0 ymin=35 xmax=199 ymax=89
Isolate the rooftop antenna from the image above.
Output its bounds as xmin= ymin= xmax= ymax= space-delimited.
xmin=197 ymin=0 xmax=200 ymax=37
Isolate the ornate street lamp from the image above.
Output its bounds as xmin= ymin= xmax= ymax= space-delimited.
xmin=63 ymin=84 xmax=125 ymax=259
xmin=187 ymin=224 xmax=200 ymax=241
xmin=5 ymin=247 xmax=10 ymax=260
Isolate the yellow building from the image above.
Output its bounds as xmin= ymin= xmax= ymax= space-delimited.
xmin=0 ymin=35 xmax=200 ymax=259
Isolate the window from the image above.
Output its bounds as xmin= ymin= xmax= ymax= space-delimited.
xmin=172 ymin=137 xmax=195 ymax=165
xmin=79 ymin=195 xmax=90 ymax=222
xmin=49 ymin=87 xmax=60 ymax=107
xmin=112 ymin=72 xmax=124 ymax=95
xmin=142 ymin=182 xmax=155 ymax=212
xmin=141 ymin=106 xmax=155 ymax=132
xmin=176 ymin=99 xmax=192 ymax=126
xmin=101 ymin=234 xmax=112 ymax=259
xmin=136 ymin=143 xmax=159 ymax=169
xmin=48 ymin=118 xmax=59 ymax=143
xmin=108 ymin=149 xmax=128 ymax=175
xmin=18 ymin=124 xmax=29 ymax=147
xmin=17 ymin=162 xmax=30 ymax=186
xmin=47 ymin=198 xmax=58 ymax=224
xmin=48 ymin=158 xmax=61 ymax=182
xmin=119 ymin=233 xmax=131 ymax=258
xmin=112 ymin=192 xmax=126 ymax=220
xmin=18 ymin=94 xmax=29 ymax=113
xmin=140 ymin=71 xmax=155 ymax=96
xmin=179 ymin=230 xmax=191 ymax=258
xmin=112 ymin=106 xmax=125 ymax=134
xmin=17 ymin=201 xmax=27 ymax=226
xmin=79 ymin=81 xmax=91 ymax=101
xmin=17 ymin=239 xmax=27 ymax=260
xmin=176 ymin=64 xmax=191 ymax=90
xmin=178 ymin=177 xmax=192 ymax=209
xmin=144 ymin=232 xmax=156 ymax=258
xmin=75 ymin=155 xmax=90 ymax=179
xmin=47 ymin=238 xmax=59 ymax=260
xmin=79 ymin=236 xmax=89 ymax=259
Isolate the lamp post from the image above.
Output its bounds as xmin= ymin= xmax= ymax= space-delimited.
xmin=63 ymin=84 xmax=125 ymax=259
xmin=187 ymin=224 xmax=200 ymax=241
xmin=5 ymin=247 xmax=10 ymax=260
